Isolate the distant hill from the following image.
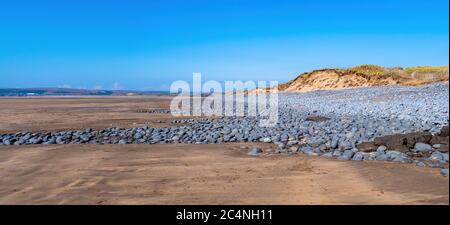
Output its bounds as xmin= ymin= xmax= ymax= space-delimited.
xmin=0 ymin=88 xmax=171 ymax=96
xmin=277 ymin=65 xmax=449 ymax=92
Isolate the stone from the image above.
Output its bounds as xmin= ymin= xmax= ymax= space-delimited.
xmin=248 ymin=148 xmax=263 ymax=156
xmin=56 ymin=137 xmax=64 ymax=144
xmin=171 ymin=136 xmax=180 ymax=142
xmin=363 ymin=152 xmax=376 ymax=161
xmin=299 ymin=145 xmax=313 ymax=153
xmin=338 ymin=141 xmax=352 ymax=150
xmin=430 ymin=152 xmax=444 ymax=161
xmin=275 ymin=142 xmax=286 ymax=150
xmin=440 ymin=169 xmax=449 ymax=177
xmin=352 ymin=152 xmax=364 ymax=161
xmin=442 ymin=153 xmax=449 ymax=162
xmin=392 ymin=156 xmax=411 ymax=163
xmin=31 ymin=138 xmax=43 ymax=144
xmin=432 ymin=144 xmax=442 ymax=148
xmin=338 ymin=150 xmax=354 ymax=160
xmin=345 ymin=132 xmax=355 ymax=139
xmin=376 ymin=145 xmax=387 ymax=154
xmin=330 ymin=138 xmax=339 ymax=149
xmin=416 ymin=161 xmax=426 ymax=167
xmin=376 ymin=153 xmax=389 ymax=161
xmin=332 ymin=150 xmax=342 ymax=157
xmin=414 ymin=142 xmax=432 ymax=152
xmin=386 ymin=150 xmax=403 ymax=160
xmin=304 ymin=151 xmax=318 ymax=156
xmin=318 ymin=144 xmax=328 ymax=151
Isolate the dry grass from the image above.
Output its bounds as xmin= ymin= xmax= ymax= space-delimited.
xmin=405 ymin=66 xmax=449 ymax=75
xmin=347 ymin=64 xmax=388 ymax=76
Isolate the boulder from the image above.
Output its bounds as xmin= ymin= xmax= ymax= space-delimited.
xmin=373 ymin=135 xmax=409 ymax=152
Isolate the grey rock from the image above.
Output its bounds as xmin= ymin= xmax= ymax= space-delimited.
xmin=376 ymin=145 xmax=387 ymax=154
xmin=339 ymin=141 xmax=352 ymax=150
xmin=386 ymin=150 xmax=402 ymax=159
xmin=248 ymin=148 xmax=263 ymax=156
xmin=332 ymin=150 xmax=342 ymax=157
xmin=338 ymin=150 xmax=354 ymax=160
xmin=376 ymin=153 xmax=389 ymax=161
xmin=352 ymin=152 xmax=364 ymax=161
xmin=430 ymin=152 xmax=444 ymax=161
xmin=363 ymin=152 xmax=377 ymax=161
xmin=414 ymin=142 xmax=432 ymax=152
xmin=441 ymin=169 xmax=449 ymax=177
xmin=392 ymin=156 xmax=411 ymax=163
xmin=330 ymin=138 xmax=339 ymax=149
xmin=442 ymin=153 xmax=449 ymax=162
xmin=416 ymin=161 xmax=426 ymax=167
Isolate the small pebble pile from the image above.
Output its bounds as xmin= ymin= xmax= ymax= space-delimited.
xmin=1 ymin=82 xmax=449 ymax=176
xmin=136 ymin=108 xmax=171 ymax=114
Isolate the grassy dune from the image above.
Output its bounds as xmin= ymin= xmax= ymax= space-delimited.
xmin=278 ymin=64 xmax=449 ymax=91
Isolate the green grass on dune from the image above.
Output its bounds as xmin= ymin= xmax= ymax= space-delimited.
xmin=306 ymin=64 xmax=448 ymax=77
xmin=405 ymin=66 xmax=449 ymax=75
xmin=347 ymin=64 xmax=388 ymax=76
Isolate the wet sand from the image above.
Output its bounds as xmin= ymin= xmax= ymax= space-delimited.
xmin=0 ymin=96 xmax=188 ymax=133
xmin=0 ymin=144 xmax=447 ymax=204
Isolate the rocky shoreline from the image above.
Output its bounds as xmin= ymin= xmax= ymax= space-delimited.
xmin=1 ymin=82 xmax=449 ymax=176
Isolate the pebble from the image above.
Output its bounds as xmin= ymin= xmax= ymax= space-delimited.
xmin=376 ymin=145 xmax=387 ymax=154
xmin=441 ymin=169 xmax=449 ymax=177
xmin=248 ymin=148 xmax=263 ymax=156
xmin=416 ymin=161 xmax=426 ymax=167
xmin=414 ymin=143 xmax=432 ymax=152
xmin=338 ymin=150 xmax=354 ymax=160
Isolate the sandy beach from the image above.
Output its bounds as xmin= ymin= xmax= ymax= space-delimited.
xmin=0 ymin=96 xmax=447 ymax=205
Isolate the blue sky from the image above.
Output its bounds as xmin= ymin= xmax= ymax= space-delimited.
xmin=0 ymin=0 xmax=448 ymax=90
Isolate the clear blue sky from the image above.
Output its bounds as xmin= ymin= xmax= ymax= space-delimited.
xmin=0 ymin=0 xmax=448 ymax=90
